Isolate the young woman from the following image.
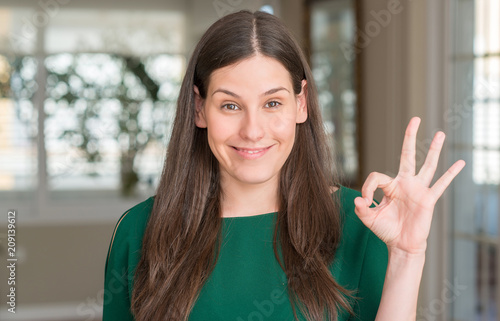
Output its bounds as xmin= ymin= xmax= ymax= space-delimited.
xmin=103 ymin=10 xmax=465 ymax=321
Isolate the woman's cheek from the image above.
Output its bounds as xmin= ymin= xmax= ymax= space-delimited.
xmin=270 ymin=113 xmax=296 ymax=137
xmin=208 ymin=113 xmax=234 ymax=139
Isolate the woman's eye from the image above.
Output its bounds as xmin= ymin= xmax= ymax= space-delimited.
xmin=265 ymin=101 xmax=281 ymax=108
xmin=221 ymin=103 xmax=239 ymax=111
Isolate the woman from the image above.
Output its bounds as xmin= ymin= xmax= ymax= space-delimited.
xmin=103 ymin=10 xmax=465 ymax=321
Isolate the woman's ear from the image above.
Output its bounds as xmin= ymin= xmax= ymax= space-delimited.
xmin=194 ymin=85 xmax=207 ymax=128
xmin=296 ymin=79 xmax=308 ymax=124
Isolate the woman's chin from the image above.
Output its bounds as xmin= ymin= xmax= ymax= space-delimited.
xmin=230 ymin=171 xmax=279 ymax=187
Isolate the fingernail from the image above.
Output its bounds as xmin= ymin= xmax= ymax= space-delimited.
xmin=364 ymin=198 xmax=371 ymax=205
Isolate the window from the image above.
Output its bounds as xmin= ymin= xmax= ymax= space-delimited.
xmin=0 ymin=5 xmax=186 ymax=218
xmin=0 ymin=54 xmax=38 ymax=193
xmin=450 ymin=0 xmax=499 ymax=320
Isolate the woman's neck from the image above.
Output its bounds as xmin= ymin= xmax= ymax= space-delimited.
xmin=219 ymin=175 xmax=280 ymax=218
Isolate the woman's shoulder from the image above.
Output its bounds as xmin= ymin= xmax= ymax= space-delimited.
xmin=115 ymin=196 xmax=155 ymax=232
xmin=103 ymin=196 xmax=155 ymax=319
xmin=331 ymin=185 xmax=388 ymax=286
xmin=107 ymin=196 xmax=156 ymax=257
xmin=332 ymin=186 xmax=388 ymax=318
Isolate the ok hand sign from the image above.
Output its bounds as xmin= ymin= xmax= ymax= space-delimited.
xmin=354 ymin=117 xmax=466 ymax=255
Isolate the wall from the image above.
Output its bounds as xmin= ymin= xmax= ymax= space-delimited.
xmin=1 ymin=223 xmax=114 ymax=320
xmin=360 ymin=0 xmax=451 ymax=319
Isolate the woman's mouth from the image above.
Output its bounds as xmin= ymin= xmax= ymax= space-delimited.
xmin=232 ymin=145 xmax=273 ymax=159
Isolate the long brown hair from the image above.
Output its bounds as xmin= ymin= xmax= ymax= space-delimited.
xmin=131 ymin=10 xmax=352 ymax=320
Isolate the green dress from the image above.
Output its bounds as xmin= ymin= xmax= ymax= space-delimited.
xmin=103 ymin=186 xmax=388 ymax=320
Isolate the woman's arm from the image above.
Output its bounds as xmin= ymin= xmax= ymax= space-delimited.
xmin=354 ymin=117 xmax=465 ymax=320
xmin=375 ymin=249 xmax=425 ymax=320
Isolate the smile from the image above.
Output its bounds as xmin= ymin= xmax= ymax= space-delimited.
xmin=232 ymin=145 xmax=273 ymax=159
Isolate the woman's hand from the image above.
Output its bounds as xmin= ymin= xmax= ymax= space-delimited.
xmin=354 ymin=117 xmax=465 ymax=255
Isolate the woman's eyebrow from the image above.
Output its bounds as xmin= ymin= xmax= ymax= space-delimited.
xmin=262 ymin=86 xmax=289 ymax=96
xmin=212 ymin=88 xmax=240 ymax=98
xmin=211 ymin=86 xmax=290 ymax=98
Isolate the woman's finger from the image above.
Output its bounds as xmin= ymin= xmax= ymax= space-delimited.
xmin=398 ymin=117 xmax=421 ymax=176
xmin=430 ymin=160 xmax=466 ymax=200
xmin=417 ymin=131 xmax=445 ymax=186
xmin=361 ymin=171 xmax=393 ymax=205
xmin=354 ymin=196 xmax=376 ymax=228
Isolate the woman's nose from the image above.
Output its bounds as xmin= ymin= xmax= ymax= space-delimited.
xmin=239 ymin=110 xmax=265 ymax=142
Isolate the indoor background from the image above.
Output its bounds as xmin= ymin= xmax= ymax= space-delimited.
xmin=0 ymin=0 xmax=498 ymax=320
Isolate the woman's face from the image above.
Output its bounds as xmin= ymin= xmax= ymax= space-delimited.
xmin=194 ymin=54 xmax=307 ymax=189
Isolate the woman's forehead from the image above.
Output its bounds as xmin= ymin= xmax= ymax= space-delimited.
xmin=207 ymin=55 xmax=294 ymax=95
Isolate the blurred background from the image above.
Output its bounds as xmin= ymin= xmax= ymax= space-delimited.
xmin=0 ymin=0 xmax=497 ymax=320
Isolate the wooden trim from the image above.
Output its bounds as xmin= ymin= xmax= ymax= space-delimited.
xmin=303 ymin=0 xmax=311 ymax=66
xmin=354 ymin=0 xmax=363 ymax=189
